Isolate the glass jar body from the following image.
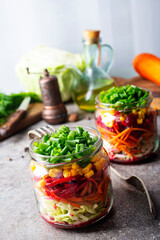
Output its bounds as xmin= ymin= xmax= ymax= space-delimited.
xmin=29 ymin=128 xmax=113 ymax=228
xmin=95 ymin=99 xmax=159 ymax=163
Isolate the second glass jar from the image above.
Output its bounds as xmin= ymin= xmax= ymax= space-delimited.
xmin=95 ymin=90 xmax=159 ymax=163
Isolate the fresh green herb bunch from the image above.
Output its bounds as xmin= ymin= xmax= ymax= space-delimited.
xmin=33 ymin=126 xmax=98 ymax=166
xmin=99 ymin=85 xmax=150 ymax=110
xmin=0 ymin=92 xmax=41 ymax=125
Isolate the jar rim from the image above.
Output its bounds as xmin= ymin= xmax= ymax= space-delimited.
xmin=29 ymin=126 xmax=102 ymax=166
xmin=95 ymin=87 xmax=152 ymax=111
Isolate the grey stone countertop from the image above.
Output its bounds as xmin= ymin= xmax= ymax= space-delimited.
xmin=0 ymin=103 xmax=160 ymax=240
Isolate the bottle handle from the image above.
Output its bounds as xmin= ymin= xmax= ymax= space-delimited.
xmin=100 ymin=44 xmax=114 ymax=73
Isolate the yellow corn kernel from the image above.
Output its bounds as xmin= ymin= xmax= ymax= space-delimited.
xmin=63 ymin=164 xmax=72 ymax=170
xmin=70 ymin=169 xmax=78 ymax=177
xmin=132 ymin=109 xmax=137 ymax=115
xmin=82 ymin=163 xmax=92 ymax=174
xmin=30 ymin=161 xmax=36 ymax=172
xmin=53 ymin=168 xmax=62 ymax=173
xmin=31 ymin=165 xmax=36 ymax=172
xmin=72 ymin=162 xmax=80 ymax=169
xmin=137 ymin=118 xmax=143 ymax=124
xmin=49 ymin=169 xmax=58 ymax=178
xmin=77 ymin=168 xmax=83 ymax=175
xmin=142 ymin=108 xmax=147 ymax=114
xmin=99 ymin=158 xmax=106 ymax=165
xmin=91 ymin=155 xmax=99 ymax=163
xmin=37 ymin=179 xmax=45 ymax=187
xmin=109 ymin=110 xmax=116 ymax=115
xmin=120 ymin=116 xmax=125 ymax=122
xmin=85 ymin=170 xmax=94 ymax=178
xmin=138 ymin=110 xmax=142 ymax=118
xmin=106 ymin=120 xmax=114 ymax=128
xmin=94 ymin=161 xmax=103 ymax=171
xmin=63 ymin=169 xmax=69 ymax=174
xmin=63 ymin=170 xmax=72 ymax=178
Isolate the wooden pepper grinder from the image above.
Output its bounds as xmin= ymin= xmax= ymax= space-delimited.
xmin=39 ymin=69 xmax=67 ymax=124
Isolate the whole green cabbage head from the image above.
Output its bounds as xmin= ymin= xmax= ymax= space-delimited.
xmin=16 ymin=46 xmax=85 ymax=102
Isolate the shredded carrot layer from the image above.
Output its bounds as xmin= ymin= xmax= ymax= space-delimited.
xmin=131 ymin=128 xmax=151 ymax=133
xmin=128 ymin=135 xmax=139 ymax=142
xmin=108 ymin=128 xmax=131 ymax=143
xmin=123 ymin=127 xmax=132 ymax=140
xmin=66 ymin=177 xmax=109 ymax=205
xmin=97 ymin=126 xmax=116 ymax=136
xmin=98 ymin=125 xmax=154 ymax=158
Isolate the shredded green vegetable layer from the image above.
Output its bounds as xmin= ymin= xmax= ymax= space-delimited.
xmin=99 ymin=85 xmax=150 ymax=110
xmin=39 ymin=195 xmax=105 ymax=225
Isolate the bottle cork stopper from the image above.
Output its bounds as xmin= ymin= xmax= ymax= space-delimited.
xmin=83 ymin=30 xmax=100 ymax=40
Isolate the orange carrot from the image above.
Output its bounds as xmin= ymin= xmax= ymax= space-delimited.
xmin=84 ymin=193 xmax=100 ymax=201
xmin=114 ymin=125 xmax=120 ymax=134
xmin=133 ymin=53 xmax=160 ymax=87
xmin=83 ymin=192 xmax=97 ymax=200
xmin=88 ymin=178 xmax=99 ymax=191
xmin=120 ymin=148 xmax=134 ymax=158
xmin=63 ymin=200 xmax=80 ymax=208
xmin=108 ymin=128 xmax=131 ymax=143
xmin=67 ymin=196 xmax=83 ymax=203
xmin=80 ymin=183 xmax=89 ymax=197
xmin=129 ymin=135 xmax=139 ymax=142
xmin=88 ymin=182 xmax=92 ymax=194
xmin=98 ymin=180 xmax=104 ymax=194
xmin=111 ymin=139 xmax=136 ymax=147
xmin=132 ymin=128 xmax=150 ymax=133
xmin=98 ymin=127 xmax=116 ymax=136
xmin=115 ymin=142 xmax=120 ymax=148
xmin=123 ymin=127 xmax=132 ymax=141
xmin=116 ymin=139 xmax=137 ymax=147
xmin=114 ymin=144 xmax=134 ymax=157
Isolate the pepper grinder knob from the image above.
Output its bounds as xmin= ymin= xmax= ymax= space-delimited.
xmin=39 ymin=69 xmax=67 ymax=124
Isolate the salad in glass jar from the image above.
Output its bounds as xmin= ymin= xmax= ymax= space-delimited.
xmin=29 ymin=126 xmax=113 ymax=228
xmin=95 ymin=85 xmax=159 ymax=163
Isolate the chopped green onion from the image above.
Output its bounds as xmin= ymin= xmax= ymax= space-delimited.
xmin=99 ymin=84 xmax=150 ymax=110
xmin=33 ymin=125 xmax=98 ymax=163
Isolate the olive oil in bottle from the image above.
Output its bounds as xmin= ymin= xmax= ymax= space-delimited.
xmin=73 ymin=78 xmax=115 ymax=112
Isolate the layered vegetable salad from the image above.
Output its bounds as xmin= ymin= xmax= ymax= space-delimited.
xmin=29 ymin=126 xmax=113 ymax=228
xmin=95 ymin=85 xmax=158 ymax=163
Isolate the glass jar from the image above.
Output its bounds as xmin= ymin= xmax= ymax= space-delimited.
xmin=29 ymin=127 xmax=113 ymax=228
xmin=95 ymin=89 xmax=159 ymax=163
